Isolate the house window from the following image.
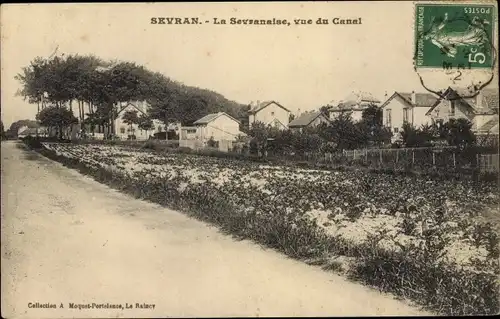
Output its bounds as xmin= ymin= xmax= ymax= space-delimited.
xmin=271 ymin=111 xmax=275 ymax=116
xmin=394 ymin=127 xmax=399 ymax=133
xmin=386 ymin=109 xmax=392 ymax=127
xmin=450 ymin=101 xmax=456 ymax=116
xmin=187 ymin=129 xmax=197 ymax=134
xmin=120 ymin=127 xmax=125 ymax=134
xmin=403 ymin=108 xmax=410 ymax=123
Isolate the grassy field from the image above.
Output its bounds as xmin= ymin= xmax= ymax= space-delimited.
xmin=27 ymin=141 xmax=500 ymax=315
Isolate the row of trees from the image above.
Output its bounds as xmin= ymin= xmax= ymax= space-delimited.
xmin=246 ymin=105 xmax=393 ymax=155
xmin=245 ymin=106 xmax=481 ymax=156
xmin=16 ymin=54 xmax=248 ymax=139
xmin=399 ymin=118 xmax=477 ymax=149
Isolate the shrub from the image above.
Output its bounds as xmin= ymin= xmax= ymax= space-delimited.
xmin=28 ymin=142 xmax=500 ymax=315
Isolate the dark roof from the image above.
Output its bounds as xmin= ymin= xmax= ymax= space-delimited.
xmin=342 ymin=92 xmax=381 ymax=104
xmin=426 ymin=87 xmax=498 ymax=116
xmin=381 ymin=92 xmax=438 ymax=109
xmin=397 ymin=92 xmax=438 ymax=107
xmin=193 ymin=112 xmax=241 ymax=125
xmin=248 ymin=101 xmax=291 ymax=114
xmin=288 ymin=111 xmax=329 ymax=128
xmin=336 ymin=100 xmax=359 ymax=109
xmin=477 ymin=117 xmax=499 ymax=133
xmin=481 ymin=89 xmax=499 ymax=110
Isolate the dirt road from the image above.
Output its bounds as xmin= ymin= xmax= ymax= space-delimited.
xmin=1 ymin=141 xmax=431 ymax=318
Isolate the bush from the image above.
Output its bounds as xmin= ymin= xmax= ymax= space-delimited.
xmin=28 ymin=143 xmax=500 ymax=315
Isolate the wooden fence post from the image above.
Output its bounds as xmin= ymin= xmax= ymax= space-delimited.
xmin=354 ymin=149 xmax=356 ymax=161
xmin=365 ymin=150 xmax=368 ymax=163
xmin=412 ymin=151 xmax=415 ymax=166
xmin=396 ymin=149 xmax=399 ymax=163
xmin=453 ymin=152 xmax=456 ymax=168
xmin=379 ymin=149 xmax=382 ymax=163
xmin=432 ymin=152 xmax=436 ymax=166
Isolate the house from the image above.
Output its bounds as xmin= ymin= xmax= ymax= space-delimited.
xmin=380 ymin=91 xmax=439 ymax=139
xmin=425 ymin=87 xmax=499 ymax=134
xmin=17 ymin=125 xmax=29 ymax=137
xmin=18 ymin=126 xmax=49 ymax=138
xmin=180 ymin=112 xmax=245 ymax=144
xmin=328 ymin=91 xmax=381 ymax=122
xmin=288 ymin=111 xmax=331 ymax=132
xmin=113 ymin=100 xmax=164 ymax=140
xmin=248 ymin=100 xmax=291 ymax=129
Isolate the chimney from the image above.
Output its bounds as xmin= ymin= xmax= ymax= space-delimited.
xmin=476 ymin=91 xmax=482 ymax=108
xmin=411 ymin=91 xmax=416 ymax=105
xmin=256 ymin=100 xmax=260 ymax=107
xmin=384 ymin=91 xmax=388 ymax=100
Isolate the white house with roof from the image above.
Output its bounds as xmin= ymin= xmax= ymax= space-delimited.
xmin=288 ymin=111 xmax=331 ymax=132
xmin=248 ymin=100 xmax=291 ymax=129
xmin=426 ymin=87 xmax=499 ymax=135
xmin=328 ymin=91 xmax=381 ymax=122
xmin=114 ymin=100 xmax=164 ymax=140
xmin=380 ymin=91 xmax=438 ymax=139
xmin=180 ymin=112 xmax=245 ymax=144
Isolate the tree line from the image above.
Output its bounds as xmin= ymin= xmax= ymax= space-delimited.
xmin=245 ymin=106 xmax=482 ymax=156
xmin=246 ymin=105 xmax=392 ymax=155
xmin=15 ymin=54 xmax=248 ymax=138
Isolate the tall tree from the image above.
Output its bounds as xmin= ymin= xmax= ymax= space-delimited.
xmin=121 ymin=110 xmax=139 ymax=137
xmin=442 ymin=118 xmax=476 ymax=149
xmin=37 ymin=106 xmax=78 ymax=139
xmin=137 ymin=113 xmax=154 ymax=136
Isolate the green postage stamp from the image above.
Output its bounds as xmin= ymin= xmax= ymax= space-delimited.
xmin=415 ymin=3 xmax=496 ymax=69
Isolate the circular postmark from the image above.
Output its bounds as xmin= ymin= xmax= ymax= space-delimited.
xmin=413 ymin=2 xmax=497 ymax=99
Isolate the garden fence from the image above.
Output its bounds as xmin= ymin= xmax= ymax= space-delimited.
xmin=267 ymin=147 xmax=499 ymax=173
xmin=479 ymin=154 xmax=499 ymax=172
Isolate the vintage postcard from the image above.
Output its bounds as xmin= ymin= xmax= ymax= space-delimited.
xmin=1 ymin=1 xmax=499 ymax=318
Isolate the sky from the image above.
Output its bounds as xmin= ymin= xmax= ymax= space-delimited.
xmin=1 ymin=2 xmax=498 ymax=127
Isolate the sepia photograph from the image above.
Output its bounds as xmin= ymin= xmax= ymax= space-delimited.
xmin=1 ymin=1 xmax=499 ymax=317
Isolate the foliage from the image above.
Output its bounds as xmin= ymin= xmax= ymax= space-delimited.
xmin=358 ymin=105 xmax=393 ymax=146
xmin=328 ymin=111 xmax=368 ymax=150
xmin=16 ymin=54 xmax=248 ymax=132
xmin=137 ymin=114 xmax=154 ymax=132
xmin=121 ymin=110 xmax=139 ymax=126
xmin=36 ymin=106 xmax=78 ymax=139
xmin=33 ymin=142 xmax=500 ymax=315
xmin=207 ymin=137 xmax=218 ymax=148
xmin=319 ymin=105 xmax=330 ymax=116
xmin=248 ymin=121 xmax=270 ymax=155
xmin=442 ymin=118 xmax=477 ymax=149
xmin=400 ymin=123 xmax=433 ymax=148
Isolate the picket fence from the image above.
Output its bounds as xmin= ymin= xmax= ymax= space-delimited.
xmin=275 ymin=147 xmax=498 ymax=173
xmin=339 ymin=147 xmax=499 ymax=172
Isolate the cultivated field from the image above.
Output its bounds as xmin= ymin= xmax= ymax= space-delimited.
xmin=39 ymin=142 xmax=500 ymax=315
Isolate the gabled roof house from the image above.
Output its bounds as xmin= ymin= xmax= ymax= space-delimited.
xmin=288 ymin=111 xmax=331 ymax=131
xmin=248 ymin=100 xmax=291 ymax=129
